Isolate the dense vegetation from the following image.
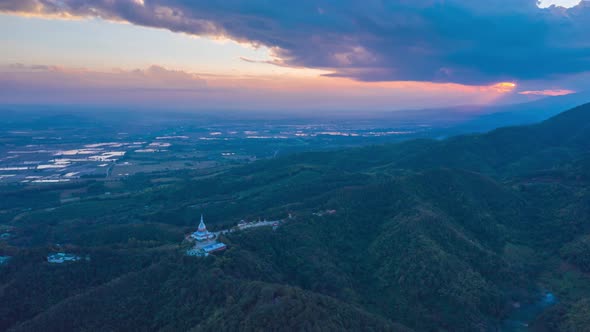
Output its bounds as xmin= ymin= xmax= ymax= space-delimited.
xmin=2 ymin=103 xmax=590 ymax=331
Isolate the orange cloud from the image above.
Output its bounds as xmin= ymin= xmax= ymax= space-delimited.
xmin=492 ymin=82 xmax=517 ymax=93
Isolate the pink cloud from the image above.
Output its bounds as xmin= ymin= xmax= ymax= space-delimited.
xmin=518 ymin=89 xmax=576 ymax=96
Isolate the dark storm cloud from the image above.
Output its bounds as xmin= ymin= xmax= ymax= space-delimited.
xmin=2 ymin=0 xmax=590 ymax=84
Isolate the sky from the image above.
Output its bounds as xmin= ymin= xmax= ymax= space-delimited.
xmin=0 ymin=0 xmax=589 ymax=111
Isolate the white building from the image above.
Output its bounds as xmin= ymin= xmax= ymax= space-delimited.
xmin=186 ymin=248 xmax=208 ymax=257
xmin=47 ymin=253 xmax=81 ymax=264
xmin=191 ymin=215 xmax=215 ymax=242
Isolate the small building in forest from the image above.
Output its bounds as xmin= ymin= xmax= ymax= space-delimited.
xmin=202 ymin=242 xmax=227 ymax=254
xmin=191 ymin=215 xmax=215 ymax=242
xmin=0 ymin=256 xmax=11 ymax=265
xmin=47 ymin=253 xmax=81 ymax=264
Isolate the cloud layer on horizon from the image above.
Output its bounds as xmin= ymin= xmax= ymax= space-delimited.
xmin=0 ymin=64 xmax=522 ymax=110
xmin=1 ymin=0 xmax=590 ymax=85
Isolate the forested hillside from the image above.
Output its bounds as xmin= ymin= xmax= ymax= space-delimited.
xmin=2 ymin=103 xmax=590 ymax=331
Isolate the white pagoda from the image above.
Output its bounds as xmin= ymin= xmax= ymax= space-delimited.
xmin=191 ymin=215 xmax=215 ymax=241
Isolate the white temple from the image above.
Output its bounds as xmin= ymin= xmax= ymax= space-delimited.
xmin=191 ymin=214 xmax=215 ymax=241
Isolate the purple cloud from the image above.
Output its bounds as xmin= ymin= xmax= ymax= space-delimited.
xmin=1 ymin=0 xmax=590 ymax=84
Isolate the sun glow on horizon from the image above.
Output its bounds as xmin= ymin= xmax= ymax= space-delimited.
xmin=491 ymin=82 xmax=517 ymax=93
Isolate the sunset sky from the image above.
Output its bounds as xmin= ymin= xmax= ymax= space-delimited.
xmin=1 ymin=0 xmax=588 ymax=111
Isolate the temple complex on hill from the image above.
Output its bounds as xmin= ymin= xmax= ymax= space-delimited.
xmin=186 ymin=213 xmax=286 ymax=257
xmin=187 ymin=214 xmax=227 ymax=257
xmin=191 ymin=215 xmax=215 ymax=242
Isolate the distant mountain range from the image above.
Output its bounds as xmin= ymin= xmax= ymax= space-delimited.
xmin=447 ymin=90 xmax=590 ymax=135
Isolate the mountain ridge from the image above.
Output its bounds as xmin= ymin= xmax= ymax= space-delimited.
xmin=2 ymin=102 xmax=590 ymax=331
